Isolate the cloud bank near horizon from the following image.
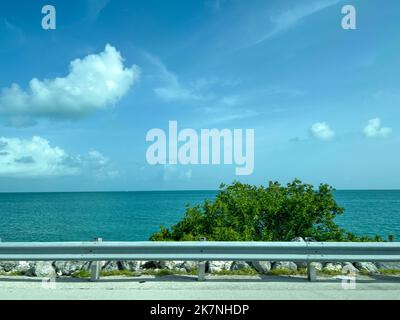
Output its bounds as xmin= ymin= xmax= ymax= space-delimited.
xmin=0 ymin=136 xmax=117 ymax=179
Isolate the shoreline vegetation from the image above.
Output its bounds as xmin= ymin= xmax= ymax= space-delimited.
xmin=151 ymin=180 xmax=394 ymax=242
xmin=1 ymin=180 xmax=399 ymax=279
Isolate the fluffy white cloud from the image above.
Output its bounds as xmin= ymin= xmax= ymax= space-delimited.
xmin=0 ymin=44 xmax=139 ymax=126
xmin=0 ymin=136 xmax=78 ymax=177
xmin=0 ymin=136 xmax=117 ymax=178
xmin=363 ymin=118 xmax=392 ymax=138
xmin=310 ymin=122 xmax=335 ymax=141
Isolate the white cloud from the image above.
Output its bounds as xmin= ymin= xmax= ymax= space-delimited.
xmin=0 ymin=136 xmax=78 ymax=177
xmin=145 ymin=51 xmax=257 ymax=124
xmin=199 ymin=97 xmax=257 ymax=126
xmin=247 ymin=0 xmax=341 ymax=47
xmin=0 ymin=136 xmax=118 ymax=178
xmin=310 ymin=122 xmax=335 ymax=141
xmin=363 ymin=118 xmax=392 ymax=138
xmin=154 ymin=86 xmax=200 ymax=102
xmin=87 ymin=150 xmax=119 ymax=179
xmin=0 ymin=44 xmax=139 ymax=126
xmin=144 ymin=52 xmax=207 ymax=102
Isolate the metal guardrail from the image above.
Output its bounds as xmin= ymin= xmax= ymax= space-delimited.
xmin=0 ymin=240 xmax=399 ymax=281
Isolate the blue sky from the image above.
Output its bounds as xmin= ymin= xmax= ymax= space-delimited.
xmin=0 ymin=0 xmax=399 ymax=192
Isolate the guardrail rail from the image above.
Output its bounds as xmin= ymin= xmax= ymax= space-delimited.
xmin=1 ymin=240 xmax=399 ymax=281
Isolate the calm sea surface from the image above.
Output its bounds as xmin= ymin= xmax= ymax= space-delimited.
xmin=0 ymin=190 xmax=399 ymax=242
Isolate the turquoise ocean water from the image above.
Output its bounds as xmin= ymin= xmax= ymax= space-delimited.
xmin=0 ymin=190 xmax=399 ymax=242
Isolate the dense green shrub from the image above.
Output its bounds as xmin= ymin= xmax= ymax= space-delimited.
xmin=150 ymin=179 xmax=381 ymax=242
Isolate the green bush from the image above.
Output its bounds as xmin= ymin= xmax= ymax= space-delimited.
xmin=150 ymin=179 xmax=380 ymax=242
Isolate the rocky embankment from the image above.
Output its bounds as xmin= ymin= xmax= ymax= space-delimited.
xmin=1 ymin=259 xmax=400 ymax=278
xmin=1 ymin=238 xmax=400 ymax=277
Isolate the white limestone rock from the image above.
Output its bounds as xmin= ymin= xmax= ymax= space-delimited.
xmin=230 ymin=261 xmax=251 ymax=271
xmin=375 ymin=262 xmax=400 ymax=271
xmin=159 ymin=261 xmax=185 ymax=270
xmin=272 ymin=261 xmax=298 ymax=271
xmin=342 ymin=262 xmax=359 ymax=274
xmin=208 ymin=261 xmax=232 ymax=273
xmin=54 ymin=261 xmax=87 ymax=275
xmin=102 ymin=261 xmax=119 ymax=271
xmin=323 ymin=263 xmax=343 ymax=272
xmin=182 ymin=261 xmax=198 ymax=272
xmin=354 ymin=262 xmax=378 ymax=273
xmin=0 ymin=261 xmax=18 ymax=272
xmin=33 ymin=261 xmax=56 ymax=277
xmin=308 ymin=262 xmax=323 ymax=271
xmin=251 ymin=261 xmax=271 ymax=274
xmin=120 ymin=261 xmax=145 ymax=271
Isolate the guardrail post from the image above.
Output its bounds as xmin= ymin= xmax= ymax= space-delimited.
xmin=90 ymin=237 xmax=102 ymax=282
xmin=307 ymin=262 xmax=317 ymax=282
xmin=197 ymin=237 xmax=207 ymax=281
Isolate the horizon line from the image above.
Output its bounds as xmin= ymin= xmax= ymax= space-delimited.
xmin=1 ymin=188 xmax=400 ymax=194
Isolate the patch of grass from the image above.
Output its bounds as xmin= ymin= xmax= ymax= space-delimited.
xmin=142 ymin=269 xmax=188 ymax=277
xmin=297 ymin=268 xmax=308 ymax=276
xmin=266 ymin=268 xmax=308 ymax=276
xmin=71 ymin=268 xmax=197 ymax=278
xmin=185 ymin=268 xmax=198 ymax=276
xmin=214 ymin=268 xmax=259 ymax=276
xmin=9 ymin=271 xmax=25 ymax=276
xmin=101 ymin=270 xmax=138 ymax=277
xmin=318 ymin=270 xmax=343 ymax=276
xmin=0 ymin=271 xmax=25 ymax=276
xmin=71 ymin=270 xmax=91 ymax=278
xmin=268 ymin=268 xmax=351 ymax=277
xmin=267 ymin=268 xmax=298 ymax=276
xmin=267 ymin=268 xmax=350 ymax=277
xmin=379 ymin=269 xmax=400 ymax=276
